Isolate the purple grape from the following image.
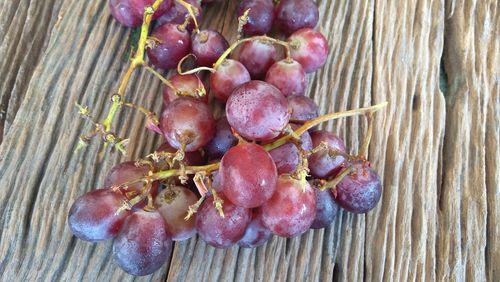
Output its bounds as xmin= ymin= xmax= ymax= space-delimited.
xmin=311 ymin=186 xmax=340 ymax=229
xmin=147 ymin=23 xmax=191 ymax=70
xmin=237 ymin=0 xmax=275 ymax=35
xmin=265 ymin=59 xmax=306 ymax=97
xmin=308 ymin=130 xmax=348 ymax=179
xmin=104 ymin=161 xmax=151 ymax=194
xmin=238 ymin=208 xmax=272 ymax=248
xmin=269 ymin=128 xmax=312 ymax=174
xmin=238 ymin=40 xmax=277 ymax=79
xmin=226 ymin=80 xmax=290 ymax=141
xmin=288 ymin=95 xmax=319 ymax=122
xmin=109 ymin=0 xmax=172 ymax=27
xmin=204 ymin=116 xmax=238 ymax=160
xmin=155 ymin=0 xmax=202 ymax=32
xmin=192 ymin=30 xmax=229 ymax=67
xmin=288 ymin=28 xmax=329 ymax=73
xmin=210 ymin=59 xmax=251 ymax=102
xmin=275 ymin=0 xmax=319 ymax=35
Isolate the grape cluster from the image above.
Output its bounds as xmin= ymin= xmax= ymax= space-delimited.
xmin=69 ymin=0 xmax=385 ymax=276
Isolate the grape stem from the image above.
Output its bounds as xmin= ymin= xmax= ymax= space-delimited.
xmin=175 ymin=0 xmax=200 ymax=33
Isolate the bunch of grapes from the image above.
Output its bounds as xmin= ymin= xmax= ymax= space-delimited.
xmin=69 ymin=0 xmax=386 ymax=276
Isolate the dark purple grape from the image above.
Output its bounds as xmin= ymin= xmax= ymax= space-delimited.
xmin=163 ymin=74 xmax=208 ymax=105
xmin=112 ymin=210 xmax=172 ymax=276
xmin=288 ymin=28 xmax=328 ymax=73
xmin=238 ymin=208 xmax=272 ymax=248
xmin=160 ymin=97 xmax=215 ymax=152
xmin=68 ymin=189 xmax=131 ymax=242
xmin=288 ymin=95 xmax=319 ymax=122
xmin=204 ymin=116 xmax=238 ymax=160
xmin=210 ymin=59 xmax=251 ymax=102
xmin=109 ymin=0 xmax=143 ymax=27
xmin=311 ymin=186 xmax=340 ymax=229
xmin=196 ymin=194 xmax=251 ymax=248
xmin=261 ymin=176 xmax=316 ymax=237
xmin=155 ymin=186 xmax=198 ymax=241
xmin=265 ymin=59 xmax=306 ymax=97
xmin=237 ymin=0 xmax=275 ymax=36
xmin=334 ymin=161 xmax=382 ymax=213
xmin=308 ymin=130 xmax=348 ymax=179
xmin=275 ymin=0 xmax=319 ymax=35
xmin=131 ymin=0 xmax=172 ymax=20
xmin=226 ymin=80 xmax=290 ymax=141
xmin=192 ymin=30 xmax=229 ymax=67
xmin=269 ymin=128 xmax=312 ymax=174
xmin=155 ymin=0 xmax=202 ymax=32
xmin=147 ymin=23 xmax=191 ymax=70
xmin=220 ymin=143 xmax=278 ymax=208
xmin=238 ymin=40 xmax=277 ymax=79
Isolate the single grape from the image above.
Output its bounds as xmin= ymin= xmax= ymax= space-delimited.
xmin=155 ymin=186 xmax=198 ymax=241
xmin=104 ymin=161 xmax=152 ymax=194
xmin=238 ymin=208 xmax=272 ymax=248
xmin=311 ymin=186 xmax=340 ymax=229
xmin=109 ymin=0 xmax=142 ymax=27
xmin=334 ymin=161 xmax=382 ymax=213
xmin=155 ymin=0 xmax=202 ymax=32
xmin=163 ymin=74 xmax=207 ymax=106
xmin=112 ymin=210 xmax=172 ymax=276
xmin=160 ymin=96 xmax=215 ymax=152
xmin=157 ymin=142 xmax=206 ymax=166
xmin=192 ymin=30 xmax=229 ymax=67
xmin=237 ymin=40 xmax=277 ymax=79
xmin=147 ymin=23 xmax=191 ymax=70
xmin=204 ymin=116 xmax=238 ymax=160
xmin=288 ymin=28 xmax=328 ymax=73
xmin=226 ymin=80 xmax=290 ymax=141
xmin=288 ymin=95 xmax=319 ymax=122
xmin=210 ymin=59 xmax=251 ymax=102
xmin=308 ymin=130 xmax=348 ymax=179
xmin=130 ymin=0 xmax=172 ymax=20
xmin=68 ymin=188 xmax=131 ymax=242
xmin=261 ymin=176 xmax=316 ymax=237
xmin=237 ymin=0 xmax=275 ymax=36
xmin=265 ymin=59 xmax=306 ymax=97
xmin=269 ymin=128 xmax=312 ymax=174
xmin=219 ymin=143 xmax=278 ymax=208
xmin=196 ymin=194 xmax=251 ymax=248
xmin=275 ymin=0 xmax=319 ymax=35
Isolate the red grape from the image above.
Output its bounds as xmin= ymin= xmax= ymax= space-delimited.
xmin=288 ymin=95 xmax=319 ymax=122
xmin=219 ymin=143 xmax=278 ymax=208
xmin=226 ymin=80 xmax=290 ymax=141
xmin=104 ymin=161 xmax=151 ymax=194
xmin=163 ymin=74 xmax=207 ymax=105
xmin=192 ymin=30 xmax=229 ymax=67
xmin=147 ymin=23 xmax=191 ymax=70
xmin=160 ymin=96 xmax=215 ymax=152
xmin=269 ymin=128 xmax=312 ymax=174
xmin=109 ymin=0 xmax=142 ymax=27
xmin=261 ymin=177 xmax=316 ymax=237
xmin=308 ymin=130 xmax=348 ymax=179
xmin=334 ymin=161 xmax=382 ymax=213
xmin=155 ymin=186 xmax=198 ymax=241
xmin=238 ymin=40 xmax=277 ymax=79
xmin=237 ymin=0 xmax=275 ymax=36
xmin=130 ymin=0 xmax=172 ymax=20
xmin=210 ymin=59 xmax=251 ymax=102
xmin=196 ymin=194 xmax=251 ymax=248
xmin=155 ymin=0 xmax=202 ymax=32
xmin=68 ymin=189 xmax=131 ymax=242
xmin=265 ymin=59 xmax=306 ymax=97
xmin=238 ymin=208 xmax=272 ymax=248
xmin=112 ymin=210 xmax=172 ymax=276
xmin=204 ymin=116 xmax=238 ymax=160
xmin=288 ymin=28 xmax=328 ymax=73
xmin=311 ymin=186 xmax=340 ymax=229
xmin=275 ymin=0 xmax=319 ymax=35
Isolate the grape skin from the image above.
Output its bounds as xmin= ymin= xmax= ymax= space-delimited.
xmin=204 ymin=116 xmax=238 ymax=160
xmin=311 ymin=186 xmax=340 ymax=229
xmin=155 ymin=0 xmax=202 ymax=32
xmin=265 ymin=59 xmax=306 ymax=97
xmin=109 ymin=0 xmax=172 ymax=27
xmin=192 ymin=30 xmax=229 ymax=67
xmin=275 ymin=0 xmax=319 ymax=35
xmin=288 ymin=95 xmax=319 ymax=122
xmin=147 ymin=23 xmax=191 ymax=70
xmin=237 ymin=0 xmax=275 ymax=36
xmin=163 ymin=74 xmax=208 ymax=106
xmin=210 ymin=59 xmax=251 ymax=102
xmin=269 ymin=127 xmax=313 ymax=174
xmin=308 ymin=130 xmax=348 ymax=179
xmin=238 ymin=40 xmax=277 ymax=79
xmin=238 ymin=208 xmax=272 ymax=248
xmin=288 ymin=28 xmax=329 ymax=73
xmin=112 ymin=211 xmax=172 ymax=276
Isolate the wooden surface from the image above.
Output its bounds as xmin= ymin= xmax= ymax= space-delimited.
xmin=0 ymin=0 xmax=498 ymax=281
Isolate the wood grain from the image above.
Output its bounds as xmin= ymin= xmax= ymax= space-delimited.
xmin=0 ymin=0 xmax=498 ymax=281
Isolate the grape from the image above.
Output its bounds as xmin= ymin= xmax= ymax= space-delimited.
xmin=238 ymin=208 xmax=272 ymax=248
xmin=275 ymin=0 xmax=319 ymax=35
xmin=219 ymin=143 xmax=278 ymax=208
xmin=334 ymin=161 xmax=382 ymax=213
xmin=163 ymin=74 xmax=208 ymax=105
xmin=196 ymin=194 xmax=251 ymax=248
xmin=68 ymin=189 xmax=131 ymax=242
xmin=112 ymin=210 xmax=172 ymax=276
xmin=237 ymin=0 xmax=275 ymax=36
xmin=237 ymin=40 xmax=277 ymax=79
xmin=130 ymin=0 xmax=172 ymax=20
xmin=261 ymin=177 xmax=316 ymax=237
xmin=109 ymin=0 xmax=142 ymax=27
xmin=210 ymin=59 xmax=251 ymax=102
xmin=308 ymin=130 xmax=348 ymax=179
xmin=157 ymin=142 xmax=206 ymax=166
xmin=226 ymin=81 xmax=290 ymax=141
xmin=160 ymin=96 xmax=215 ymax=152
xmin=288 ymin=28 xmax=328 ymax=73
xmin=192 ymin=30 xmax=229 ymax=67
xmin=155 ymin=0 xmax=202 ymax=32
xmin=147 ymin=23 xmax=191 ymax=70
xmin=104 ymin=161 xmax=152 ymax=194
xmin=310 ymin=186 xmax=340 ymax=229
xmin=269 ymin=127 xmax=312 ymax=174
xmin=204 ymin=116 xmax=238 ymax=160
xmin=288 ymin=95 xmax=319 ymax=122
xmin=265 ymin=59 xmax=306 ymax=97
xmin=155 ymin=186 xmax=198 ymax=241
